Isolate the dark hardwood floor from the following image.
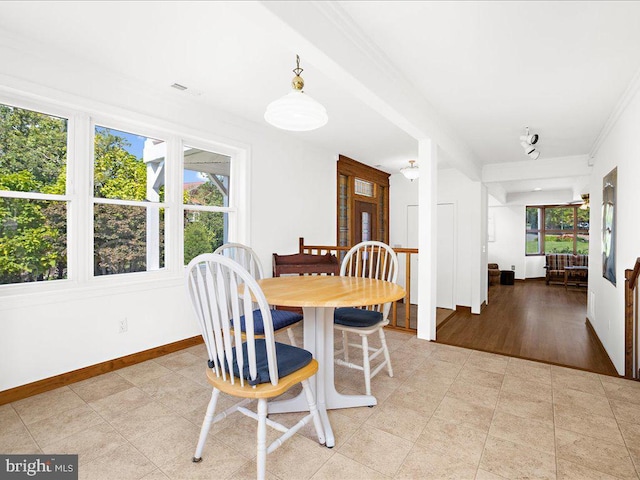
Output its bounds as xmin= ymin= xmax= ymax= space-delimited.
xmin=436 ymin=279 xmax=618 ymax=376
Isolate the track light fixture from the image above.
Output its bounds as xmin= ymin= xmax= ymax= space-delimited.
xmin=520 ymin=127 xmax=539 ymax=146
xmin=520 ymin=127 xmax=540 ymax=160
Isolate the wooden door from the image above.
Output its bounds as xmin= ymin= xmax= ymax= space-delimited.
xmin=337 ymin=156 xmax=389 ymax=249
xmin=355 ymin=201 xmax=377 ymax=244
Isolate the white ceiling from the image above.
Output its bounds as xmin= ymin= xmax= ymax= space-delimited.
xmin=1 ymin=1 xmax=640 ymax=198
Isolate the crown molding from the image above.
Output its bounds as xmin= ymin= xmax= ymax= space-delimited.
xmin=589 ymin=66 xmax=640 ymax=159
xmin=310 ymin=1 xmax=409 ymax=88
xmin=262 ymin=1 xmax=481 ymax=180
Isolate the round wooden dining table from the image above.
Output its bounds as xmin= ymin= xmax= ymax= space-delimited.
xmin=257 ymin=275 xmax=406 ymax=448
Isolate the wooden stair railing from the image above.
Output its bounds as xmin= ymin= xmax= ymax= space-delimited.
xmin=298 ymin=237 xmax=418 ymax=333
xmin=625 ymin=257 xmax=640 ymax=379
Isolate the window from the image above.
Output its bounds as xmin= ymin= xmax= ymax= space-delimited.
xmin=526 ymin=205 xmax=589 ymax=255
xmin=0 ymin=92 xmax=248 ymax=290
xmin=354 ymin=178 xmax=374 ymax=197
xmin=182 ymin=145 xmax=231 ymax=265
xmin=93 ymin=126 xmax=166 ymax=276
xmin=0 ymin=103 xmax=69 ymax=284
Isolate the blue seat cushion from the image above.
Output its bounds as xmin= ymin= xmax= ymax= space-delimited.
xmin=334 ymin=307 xmax=383 ymax=327
xmin=228 ymin=339 xmax=312 ymax=386
xmin=239 ymin=309 xmax=303 ymax=335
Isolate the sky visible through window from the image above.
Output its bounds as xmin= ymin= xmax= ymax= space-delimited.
xmin=118 ymin=131 xmax=202 ymax=183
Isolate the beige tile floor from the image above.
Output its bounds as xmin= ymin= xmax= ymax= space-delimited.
xmin=3 ymin=327 xmax=640 ymax=479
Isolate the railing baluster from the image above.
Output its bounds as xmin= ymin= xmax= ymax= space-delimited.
xmin=405 ymin=253 xmax=411 ymax=330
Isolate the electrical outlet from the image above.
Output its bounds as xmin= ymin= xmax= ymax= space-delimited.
xmin=118 ymin=318 xmax=128 ymax=334
xmin=511 ymin=265 xmax=515 ymax=271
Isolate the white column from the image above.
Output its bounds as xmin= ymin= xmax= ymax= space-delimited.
xmin=417 ymin=139 xmax=438 ymax=340
xmin=470 ymin=181 xmax=484 ymax=314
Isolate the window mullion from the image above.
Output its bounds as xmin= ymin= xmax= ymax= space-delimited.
xmin=540 ymin=207 xmax=547 ymax=255
xmin=70 ymin=113 xmax=93 ymax=284
xmin=167 ymin=135 xmax=184 ymax=272
xmin=573 ymin=206 xmax=578 ymax=255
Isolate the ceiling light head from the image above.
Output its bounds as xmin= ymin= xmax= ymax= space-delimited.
xmin=520 ymin=127 xmax=540 ymax=159
xmin=520 ymin=141 xmax=536 ymax=155
xmin=264 ymin=55 xmax=328 ymax=132
xmin=519 ymin=126 xmax=539 ymax=145
xmin=400 ymin=160 xmax=419 ymax=181
xmin=528 ymin=149 xmax=540 ymax=160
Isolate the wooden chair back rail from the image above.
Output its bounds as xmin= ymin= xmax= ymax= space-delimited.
xmin=298 ymin=237 xmax=419 ymax=332
xmin=272 ymin=252 xmax=339 ymax=277
xmin=625 ymin=257 xmax=640 ymax=379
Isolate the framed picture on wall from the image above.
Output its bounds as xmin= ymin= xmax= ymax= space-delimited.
xmin=602 ymin=167 xmax=617 ymax=285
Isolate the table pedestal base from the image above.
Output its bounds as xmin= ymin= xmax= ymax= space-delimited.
xmin=267 ymin=306 xmax=376 ymax=448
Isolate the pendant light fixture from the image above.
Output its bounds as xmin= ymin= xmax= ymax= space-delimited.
xmin=264 ymin=55 xmax=328 ymax=132
xmin=400 ymin=160 xmax=419 ymax=180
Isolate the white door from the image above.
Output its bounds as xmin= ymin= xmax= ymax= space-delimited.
xmin=437 ymin=203 xmax=455 ymax=309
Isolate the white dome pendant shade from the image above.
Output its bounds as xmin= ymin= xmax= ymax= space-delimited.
xmin=264 ymin=90 xmax=328 ymax=131
xmin=264 ymin=55 xmax=328 ymax=132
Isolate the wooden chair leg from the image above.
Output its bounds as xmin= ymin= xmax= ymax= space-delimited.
xmin=362 ymin=334 xmax=371 ymax=396
xmin=379 ymin=329 xmax=393 ymax=378
xmin=193 ymin=388 xmax=220 ymax=462
xmin=256 ymin=398 xmax=268 ymax=480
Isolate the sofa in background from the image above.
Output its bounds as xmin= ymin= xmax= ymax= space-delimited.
xmin=544 ymin=253 xmax=588 ymax=285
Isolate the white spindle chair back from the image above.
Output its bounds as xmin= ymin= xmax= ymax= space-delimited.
xmin=186 ymin=254 xmax=278 ymax=387
xmin=214 ymin=242 xmax=265 ymax=280
xmin=340 ymin=241 xmax=399 ymax=319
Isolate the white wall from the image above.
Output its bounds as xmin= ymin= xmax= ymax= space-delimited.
xmin=488 ymin=190 xmax=582 ymax=280
xmin=390 ymin=167 xmax=486 ymax=312
xmin=389 ymin=173 xmax=419 ymax=296
xmin=389 ymin=173 xmax=419 ymax=249
xmin=587 ymin=83 xmax=640 ymax=375
xmin=488 ymin=205 xmax=526 ymax=279
xmin=0 ymin=50 xmax=336 ymax=390
xmin=438 ymin=169 xmax=485 ymax=312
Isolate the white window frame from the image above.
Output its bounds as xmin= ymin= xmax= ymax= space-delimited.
xmin=0 ymin=95 xmax=76 ymax=292
xmin=0 ymin=90 xmax=250 ymax=297
xmin=90 ymin=118 xmax=172 ymax=280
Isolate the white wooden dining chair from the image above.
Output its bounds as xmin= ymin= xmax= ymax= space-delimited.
xmin=214 ymin=243 xmax=301 ymax=346
xmin=186 ymin=254 xmax=325 ymax=480
xmin=334 ymin=241 xmax=399 ymax=396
